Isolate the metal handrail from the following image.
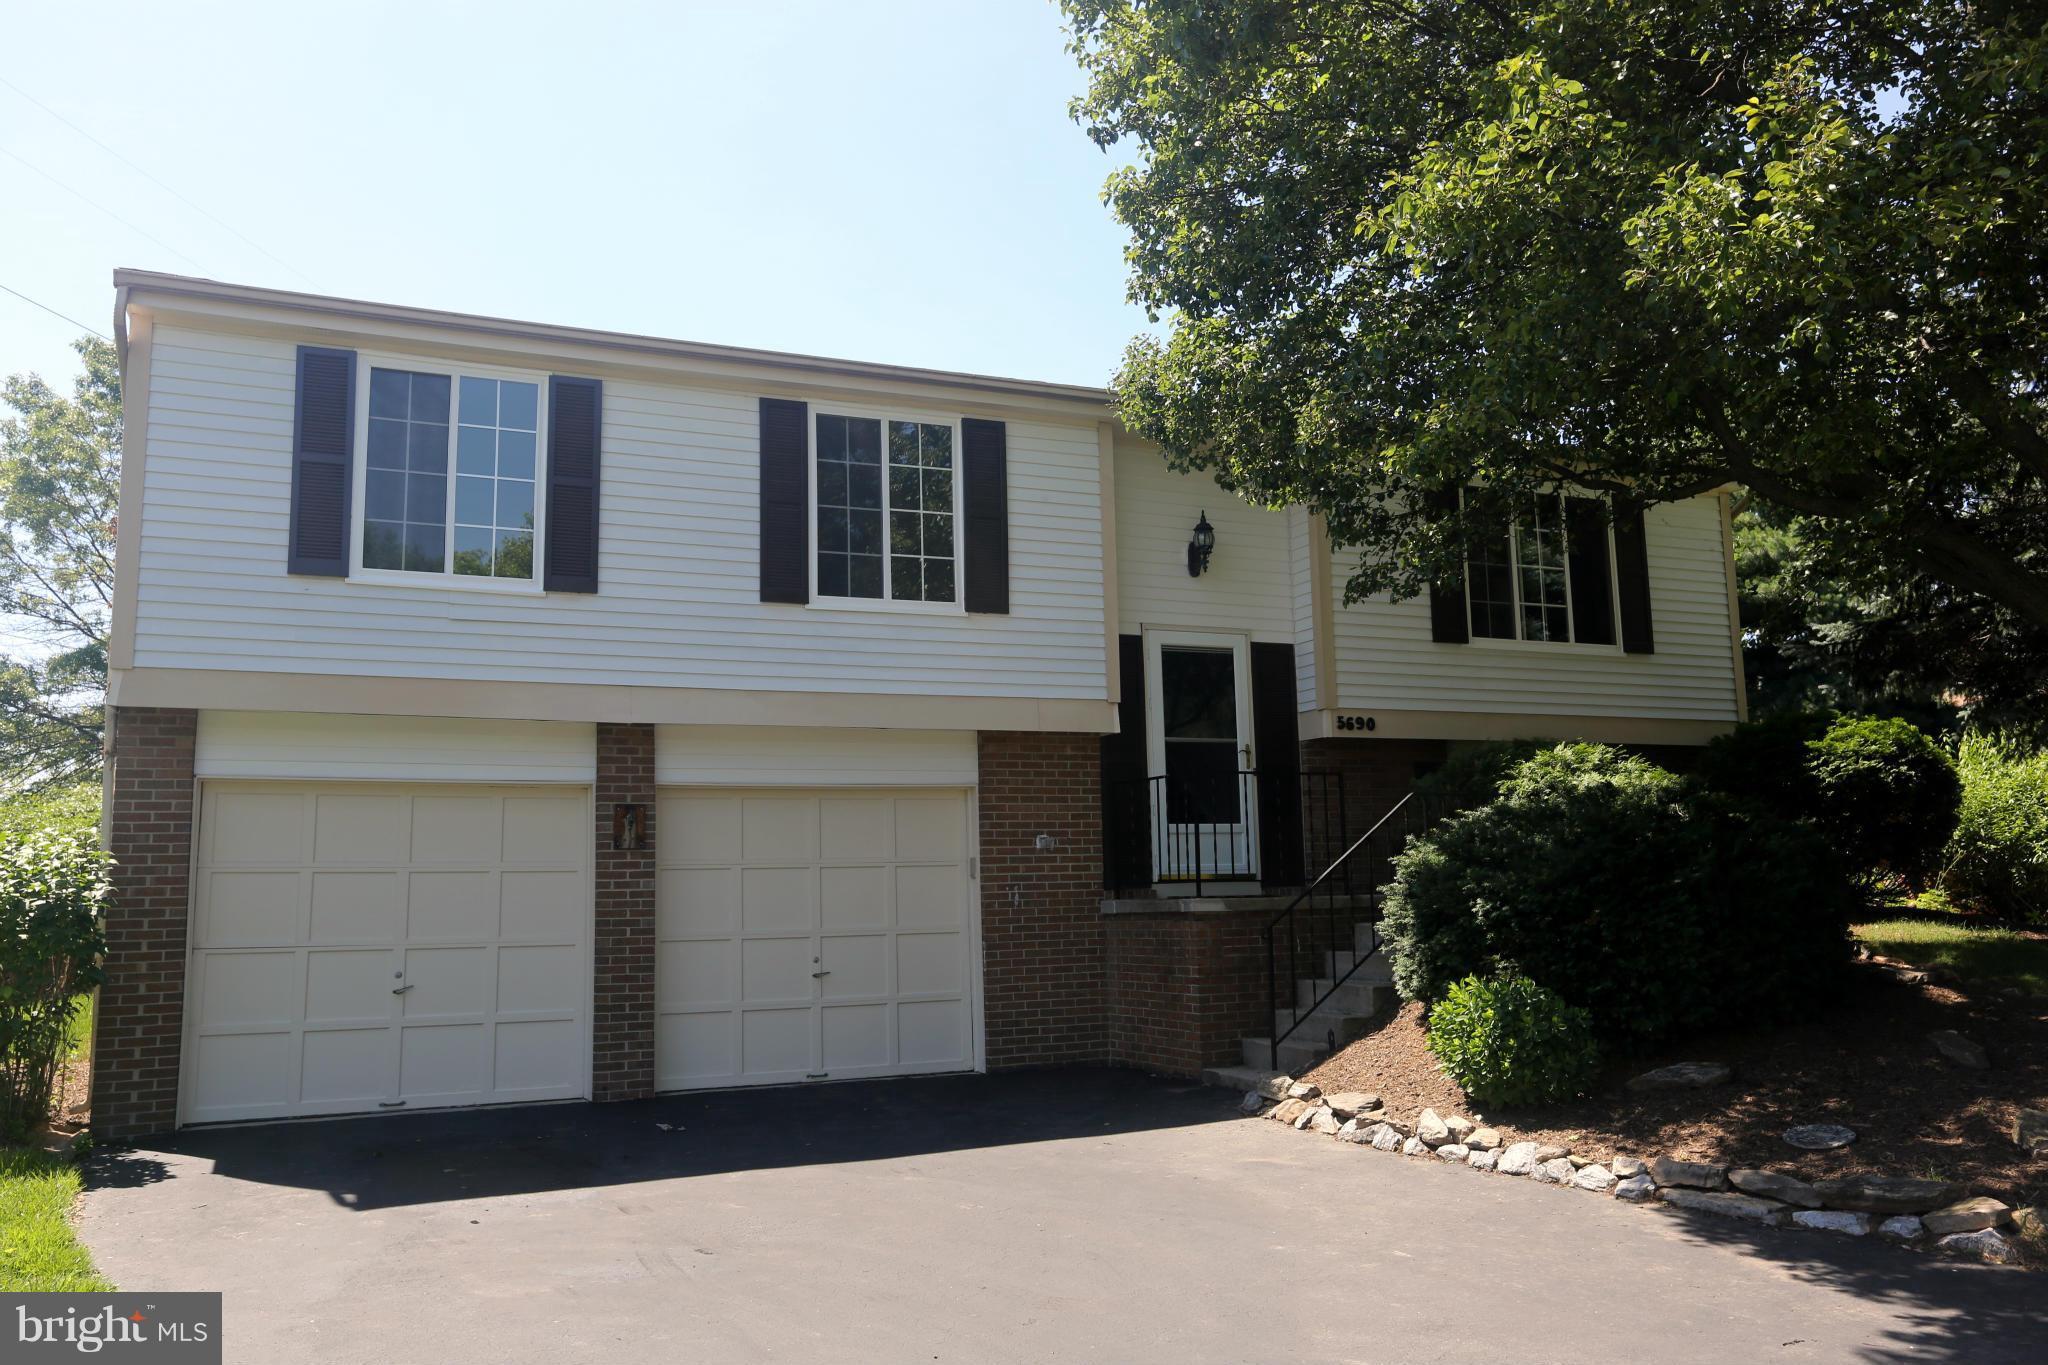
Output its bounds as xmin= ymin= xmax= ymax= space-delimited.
xmin=1103 ymin=770 xmax=1260 ymax=895
xmin=1264 ymin=791 xmax=1431 ymax=1071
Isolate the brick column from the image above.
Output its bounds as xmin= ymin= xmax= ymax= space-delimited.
xmin=977 ymin=732 xmax=1107 ymax=1067
xmin=91 ymin=705 xmax=197 ymax=1140
xmin=1299 ymin=738 xmax=1448 ymax=876
xmin=593 ymin=723 xmax=657 ymax=1100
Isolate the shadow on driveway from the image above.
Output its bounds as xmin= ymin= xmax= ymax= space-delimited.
xmin=87 ymin=1067 xmax=1236 ymax=1213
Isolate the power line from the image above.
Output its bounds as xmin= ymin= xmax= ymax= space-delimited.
xmin=0 ymin=144 xmax=209 ymax=272
xmin=0 ymin=73 xmax=313 ymax=287
xmin=0 ymin=282 xmax=108 ymax=341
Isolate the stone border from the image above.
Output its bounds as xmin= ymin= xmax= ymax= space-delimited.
xmin=1243 ymin=1078 xmax=2036 ymax=1268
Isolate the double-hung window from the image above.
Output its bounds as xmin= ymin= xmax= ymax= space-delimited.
xmin=813 ymin=410 xmax=960 ymax=606
xmin=1466 ymin=492 xmax=1618 ymax=646
xmin=355 ymin=361 xmax=546 ymax=585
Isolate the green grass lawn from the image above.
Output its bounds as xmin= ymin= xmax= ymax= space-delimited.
xmin=0 ymin=1147 xmax=111 ymax=1291
xmin=1854 ymin=916 xmax=2048 ymax=996
xmin=66 ymin=993 xmax=93 ymax=1060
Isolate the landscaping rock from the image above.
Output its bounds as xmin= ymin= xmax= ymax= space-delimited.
xmin=1922 ymin=1197 xmax=2010 ymax=1236
xmin=1534 ymin=1157 xmax=1576 ymax=1185
xmin=1287 ymin=1081 xmax=1322 ymax=1101
xmin=1937 ymin=1229 xmax=2019 ymax=1265
xmin=1416 ymin=1109 xmax=1451 ymax=1146
xmin=1571 ymin=1164 xmax=1617 ymax=1193
xmin=1565 ymin=1155 xmax=1592 ymax=1170
xmin=1928 ymin=1030 xmax=1989 ymax=1070
xmin=1496 ymin=1142 xmax=1542 ymax=1176
xmin=1611 ymin=1156 xmax=1647 ymax=1179
xmin=1878 ymin=1216 xmax=1926 ymax=1242
xmin=1270 ymin=1098 xmax=1310 ymax=1125
xmin=1627 ymin=1062 xmax=1731 ymax=1092
xmin=1792 ymin=1210 xmax=1873 ymax=1236
xmin=1252 ymin=1074 xmax=1296 ymax=1101
xmin=1370 ymin=1124 xmax=1404 ymax=1153
xmin=1336 ymin=1118 xmax=1365 ymax=1142
xmin=1443 ymin=1115 xmax=1476 ymax=1144
xmin=2017 ymin=1108 xmax=2048 ymax=1158
xmin=1307 ymin=1107 xmax=1344 ymax=1135
xmin=2009 ymin=1206 xmax=2046 ymax=1246
xmin=1728 ymin=1169 xmax=1823 ymax=1209
xmin=1614 ymin=1175 xmax=1656 ymax=1203
xmin=1238 ymin=1091 xmax=1267 ymax=1115
xmin=1323 ymin=1091 xmax=1381 ymax=1119
xmin=1661 ymin=1189 xmax=1786 ymax=1224
xmin=1467 ymin=1148 xmax=1499 ymax=1172
xmin=1436 ymin=1143 xmax=1471 ymax=1162
xmin=1466 ymin=1127 xmax=1502 ymax=1152
xmin=1814 ymin=1175 xmax=1967 ymax=1215
xmin=1402 ymin=1137 xmax=1428 ymax=1157
xmin=1783 ymin=1124 xmax=1858 ymax=1151
xmin=1532 ymin=1144 xmax=1570 ymax=1163
xmin=1649 ymin=1156 xmax=1727 ymax=1190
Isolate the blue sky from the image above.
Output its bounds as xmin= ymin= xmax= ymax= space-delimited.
xmin=0 ymin=1 xmax=1152 ymax=393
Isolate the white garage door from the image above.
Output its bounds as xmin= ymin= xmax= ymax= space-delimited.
xmin=183 ymin=783 xmax=589 ymax=1124
xmin=656 ymin=789 xmax=976 ymax=1090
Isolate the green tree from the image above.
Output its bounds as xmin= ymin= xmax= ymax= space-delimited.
xmin=1064 ymin=3 xmax=2048 ymax=656
xmin=0 ymin=338 xmax=117 ymax=790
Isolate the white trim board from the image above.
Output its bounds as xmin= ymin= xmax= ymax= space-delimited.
xmin=655 ymin=726 xmax=978 ymax=787
xmin=194 ymin=711 xmax=597 ymax=783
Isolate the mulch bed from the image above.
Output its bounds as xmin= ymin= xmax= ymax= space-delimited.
xmin=1305 ymin=961 xmax=2048 ymax=1217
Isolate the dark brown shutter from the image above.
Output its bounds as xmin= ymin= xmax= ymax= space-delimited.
xmin=961 ymin=418 xmax=1008 ymax=613
xmin=1565 ymin=496 xmax=1616 ymax=646
xmin=287 ymin=345 xmax=355 ymax=576
xmin=1613 ymin=498 xmax=1655 ymax=653
xmin=544 ymin=376 xmax=602 ymax=593
xmin=1100 ymin=634 xmax=1148 ymax=889
xmin=1424 ymin=485 xmax=1468 ymax=643
xmin=759 ymin=397 xmax=809 ymax=603
xmin=1251 ymin=641 xmax=1305 ymax=889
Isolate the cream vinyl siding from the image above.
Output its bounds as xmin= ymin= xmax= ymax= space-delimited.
xmin=134 ymin=326 xmax=1107 ymax=700
xmin=1112 ymin=439 xmax=1293 ymax=643
xmin=655 ymin=726 xmax=977 ymax=788
xmin=1329 ymin=497 xmax=1740 ymax=721
xmin=1288 ymin=507 xmax=1318 ymax=711
xmin=194 ymin=712 xmax=596 ymax=783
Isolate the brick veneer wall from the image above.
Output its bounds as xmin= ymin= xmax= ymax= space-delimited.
xmin=593 ymin=723 xmax=657 ymax=1101
xmin=92 ymin=705 xmax=197 ymax=1140
xmin=1299 ymin=738 xmax=1449 ymax=875
xmin=1104 ymin=907 xmax=1272 ymax=1077
xmin=978 ymin=732 xmax=1107 ymax=1067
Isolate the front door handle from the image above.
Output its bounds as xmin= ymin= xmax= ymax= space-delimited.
xmin=392 ymin=983 xmax=415 ymax=995
xmin=811 ymin=970 xmax=830 ymax=979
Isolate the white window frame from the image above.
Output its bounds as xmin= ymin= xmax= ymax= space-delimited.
xmin=347 ymin=350 xmax=550 ymax=595
xmin=804 ymin=398 xmax=967 ymax=615
xmin=1461 ymin=489 xmax=1625 ymax=654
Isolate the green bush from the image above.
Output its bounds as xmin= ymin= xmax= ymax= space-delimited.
xmin=0 ymin=833 xmax=109 ymax=1140
xmin=1692 ymin=710 xmax=1833 ymax=817
xmin=1412 ymin=740 xmax=1547 ymax=814
xmin=1806 ymin=716 xmax=1961 ymax=888
xmin=0 ymin=784 xmax=100 ymax=844
xmin=1382 ymin=742 xmax=1856 ymax=1046
xmin=1426 ymin=971 xmax=1599 ymax=1105
xmin=1942 ymin=733 xmax=2048 ymax=924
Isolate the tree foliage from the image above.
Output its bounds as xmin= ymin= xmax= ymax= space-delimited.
xmin=1064 ymin=1 xmax=2048 ymax=657
xmin=0 ymin=338 xmax=117 ymax=790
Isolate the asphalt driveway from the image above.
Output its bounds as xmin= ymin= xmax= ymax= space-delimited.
xmin=77 ymin=1069 xmax=2045 ymax=1364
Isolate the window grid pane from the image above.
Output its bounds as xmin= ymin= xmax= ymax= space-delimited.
xmin=452 ymin=378 xmax=539 ymax=580
xmin=817 ymin=414 xmax=883 ymax=599
xmin=883 ymin=420 xmax=955 ymax=603
xmin=1468 ymin=527 xmax=1517 ymax=640
xmin=1515 ymin=495 xmax=1570 ymax=642
xmin=363 ymin=369 xmax=449 ymax=573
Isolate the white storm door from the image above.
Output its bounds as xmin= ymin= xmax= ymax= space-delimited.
xmin=1143 ymin=630 xmax=1259 ymax=881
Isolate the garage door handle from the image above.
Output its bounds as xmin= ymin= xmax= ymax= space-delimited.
xmin=392 ymin=984 xmax=415 ymax=995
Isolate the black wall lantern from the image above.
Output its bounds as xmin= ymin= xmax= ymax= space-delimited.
xmin=1187 ymin=511 xmax=1215 ymax=577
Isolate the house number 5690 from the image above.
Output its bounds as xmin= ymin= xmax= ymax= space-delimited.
xmin=1336 ymin=715 xmax=1376 ymax=732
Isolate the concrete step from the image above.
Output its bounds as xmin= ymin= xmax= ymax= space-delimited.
xmin=1294 ymin=976 xmax=1391 ymax=1016
xmin=1198 ymin=1064 xmax=1290 ymax=1093
xmin=1241 ymin=1033 xmax=1330 ymax=1073
xmin=1313 ymin=948 xmax=1396 ymax=983
xmin=1272 ymin=1007 xmax=1374 ymax=1047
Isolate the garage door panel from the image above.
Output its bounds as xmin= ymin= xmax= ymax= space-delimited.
xmin=657 ymin=788 xmax=976 ymax=1091
xmin=820 ymin=798 xmax=893 ymax=861
xmin=499 ymin=944 xmax=580 ymax=1014
xmin=208 ymin=791 xmax=307 ymax=865
xmin=740 ymin=866 xmax=813 ymax=933
xmin=310 ymin=872 xmax=402 ymax=943
xmin=194 ymin=951 xmax=301 ymax=1029
xmin=401 ymin=946 xmax=490 ymax=1019
xmin=819 ymin=866 xmax=888 ymax=930
xmin=409 ymin=796 xmax=502 ymax=864
xmin=896 ymin=864 xmax=965 ymax=929
xmin=300 ymin=1028 xmax=388 ymax=1105
xmin=201 ymin=872 xmax=303 ymax=946
xmin=305 ymin=949 xmax=396 ymax=1024
xmin=407 ymin=871 xmax=497 ymax=942
xmin=312 ymin=793 xmax=406 ymax=864
xmin=187 ymin=783 xmax=587 ymax=1124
